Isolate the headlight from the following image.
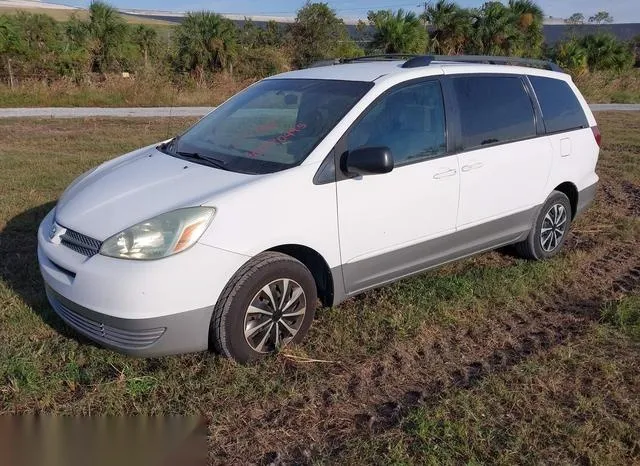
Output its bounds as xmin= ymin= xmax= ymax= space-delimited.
xmin=100 ymin=207 xmax=215 ymax=260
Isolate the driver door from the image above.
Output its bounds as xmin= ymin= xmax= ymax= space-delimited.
xmin=336 ymin=79 xmax=460 ymax=294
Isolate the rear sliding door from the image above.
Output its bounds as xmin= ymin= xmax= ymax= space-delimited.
xmin=449 ymin=74 xmax=553 ymax=229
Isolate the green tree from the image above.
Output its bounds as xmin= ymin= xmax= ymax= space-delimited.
xmin=367 ymin=9 xmax=427 ymax=54
xmin=508 ymin=0 xmax=544 ymax=57
xmin=472 ymin=2 xmax=521 ymax=56
xmin=423 ymin=0 xmax=473 ymax=55
xmin=239 ymin=18 xmax=261 ymax=49
xmin=588 ymin=11 xmax=614 ymax=24
xmin=10 ymin=12 xmax=64 ymax=77
xmin=565 ymin=12 xmax=585 ymax=24
xmin=87 ymin=1 xmax=130 ymax=72
xmin=174 ymin=11 xmax=237 ymax=77
xmin=261 ymin=21 xmax=284 ymax=47
xmin=0 ymin=15 xmax=22 ymax=86
xmin=132 ymin=24 xmax=157 ymax=68
xmin=288 ymin=2 xmax=350 ymax=68
xmin=0 ymin=15 xmax=21 ymax=54
xmin=240 ymin=19 xmax=284 ymax=49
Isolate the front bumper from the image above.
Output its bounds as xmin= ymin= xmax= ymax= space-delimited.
xmin=45 ymin=285 xmax=213 ymax=356
xmin=37 ymin=209 xmax=250 ymax=356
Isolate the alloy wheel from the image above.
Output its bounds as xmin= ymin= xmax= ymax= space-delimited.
xmin=540 ymin=203 xmax=567 ymax=252
xmin=243 ymin=278 xmax=307 ymax=353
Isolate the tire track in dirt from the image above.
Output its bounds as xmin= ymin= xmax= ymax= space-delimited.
xmin=248 ymin=241 xmax=640 ymax=465
xmin=206 ymin=173 xmax=639 ymax=464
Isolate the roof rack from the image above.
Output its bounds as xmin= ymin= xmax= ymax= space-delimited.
xmin=403 ymin=55 xmax=563 ymax=72
xmin=308 ymin=54 xmax=563 ymax=72
xmin=344 ymin=54 xmax=421 ymax=63
xmin=308 ymin=54 xmax=420 ymax=68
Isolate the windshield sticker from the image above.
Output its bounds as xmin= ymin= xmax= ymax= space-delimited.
xmin=249 ymin=122 xmax=307 ymax=157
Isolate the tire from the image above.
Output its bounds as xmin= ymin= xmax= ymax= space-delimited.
xmin=210 ymin=251 xmax=317 ymax=363
xmin=515 ymin=191 xmax=572 ymax=261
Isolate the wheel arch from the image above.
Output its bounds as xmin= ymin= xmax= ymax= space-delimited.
xmin=266 ymin=244 xmax=335 ymax=308
xmin=553 ymin=182 xmax=579 ymax=219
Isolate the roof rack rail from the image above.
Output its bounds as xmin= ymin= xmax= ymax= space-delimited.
xmin=308 ymin=59 xmax=342 ymax=68
xmin=308 ymin=54 xmax=420 ymax=68
xmin=343 ymin=54 xmax=421 ymax=63
xmin=402 ymin=55 xmax=563 ymax=72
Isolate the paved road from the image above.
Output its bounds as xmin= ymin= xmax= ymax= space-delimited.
xmin=0 ymin=107 xmax=215 ymax=118
xmin=0 ymin=104 xmax=638 ymax=118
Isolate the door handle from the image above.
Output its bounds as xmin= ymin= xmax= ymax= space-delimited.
xmin=461 ymin=162 xmax=484 ymax=172
xmin=433 ymin=168 xmax=457 ymax=179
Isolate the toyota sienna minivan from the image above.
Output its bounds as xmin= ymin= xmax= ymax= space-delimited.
xmin=38 ymin=55 xmax=600 ymax=362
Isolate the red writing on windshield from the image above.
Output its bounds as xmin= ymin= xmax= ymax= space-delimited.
xmin=254 ymin=120 xmax=279 ymax=133
xmin=249 ymin=122 xmax=307 ymax=157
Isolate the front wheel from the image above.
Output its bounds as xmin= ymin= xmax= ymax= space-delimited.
xmin=210 ymin=252 xmax=317 ymax=363
xmin=515 ymin=191 xmax=572 ymax=260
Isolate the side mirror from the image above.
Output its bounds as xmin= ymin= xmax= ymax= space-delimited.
xmin=343 ymin=146 xmax=394 ymax=176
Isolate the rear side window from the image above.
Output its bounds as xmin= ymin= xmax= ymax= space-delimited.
xmin=452 ymin=76 xmax=536 ymax=150
xmin=529 ymin=76 xmax=588 ymax=134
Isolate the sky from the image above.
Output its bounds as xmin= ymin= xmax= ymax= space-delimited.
xmin=59 ymin=0 xmax=640 ymax=23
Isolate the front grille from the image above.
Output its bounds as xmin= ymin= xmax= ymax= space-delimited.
xmin=48 ymin=292 xmax=166 ymax=350
xmin=60 ymin=228 xmax=102 ymax=257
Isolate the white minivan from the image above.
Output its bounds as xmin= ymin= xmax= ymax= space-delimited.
xmin=38 ymin=55 xmax=600 ymax=362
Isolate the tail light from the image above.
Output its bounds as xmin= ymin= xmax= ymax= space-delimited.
xmin=591 ymin=126 xmax=602 ymax=147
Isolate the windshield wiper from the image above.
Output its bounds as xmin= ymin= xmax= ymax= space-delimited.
xmin=176 ymin=151 xmax=227 ymax=170
xmin=158 ymin=135 xmax=180 ymax=151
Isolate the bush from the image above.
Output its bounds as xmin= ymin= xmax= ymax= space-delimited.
xmin=235 ymin=46 xmax=291 ymax=79
xmin=552 ymin=33 xmax=634 ymax=75
xmin=580 ymin=33 xmax=635 ymax=72
xmin=552 ymin=38 xmax=588 ymax=75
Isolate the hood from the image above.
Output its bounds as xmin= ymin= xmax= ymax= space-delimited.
xmin=55 ymin=147 xmax=252 ymax=240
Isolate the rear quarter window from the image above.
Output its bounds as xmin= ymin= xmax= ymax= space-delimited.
xmin=529 ymin=76 xmax=589 ymax=134
xmin=452 ymin=75 xmax=537 ymax=150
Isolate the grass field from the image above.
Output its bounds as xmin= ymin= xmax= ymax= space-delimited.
xmin=0 ymin=113 xmax=639 ymax=464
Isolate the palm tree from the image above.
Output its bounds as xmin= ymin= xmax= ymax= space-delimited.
xmin=552 ymin=38 xmax=588 ymax=75
xmin=471 ymin=2 xmax=520 ymax=56
xmin=508 ymin=0 xmax=544 ymax=57
xmin=87 ymin=1 xmax=128 ymax=73
xmin=368 ymin=9 xmax=427 ymax=54
xmin=132 ymin=24 xmax=157 ymax=68
xmin=579 ymin=33 xmax=634 ymax=71
xmin=423 ymin=0 xmax=474 ymax=55
xmin=174 ymin=11 xmax=238 ymax=78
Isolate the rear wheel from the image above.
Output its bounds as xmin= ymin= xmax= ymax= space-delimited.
xmin=210 ymin=252 xmax=317 ymax=363
xmin=515 ymin=191 xmax=572 ymax=260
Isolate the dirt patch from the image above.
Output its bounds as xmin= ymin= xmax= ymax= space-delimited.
xmin=258 ymin=244 xmax=640 ymax=465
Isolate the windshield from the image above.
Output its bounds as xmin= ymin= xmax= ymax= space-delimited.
xmin=161 ymin=79 xmax=373 ymax=175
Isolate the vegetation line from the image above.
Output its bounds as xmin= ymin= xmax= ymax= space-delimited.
xmin=0 ymin=1 xmax=638 ymax=108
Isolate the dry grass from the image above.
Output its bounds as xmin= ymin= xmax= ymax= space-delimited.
xmin=0 ymin=113 xmax=639 ymax=464
xmin=577 ymin=68 xmax=640 ymax=104
xmin=1 ymin=64 xmax=638 ymax=108
xmin=0 ymin=74 xmax=253 ymax=108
